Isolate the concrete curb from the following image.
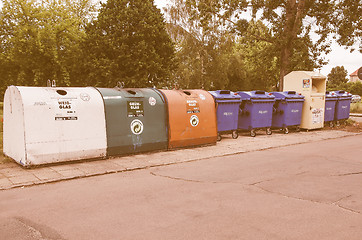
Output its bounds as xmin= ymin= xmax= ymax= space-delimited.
xmin=0 ymin=130 xmax=360 ymax=190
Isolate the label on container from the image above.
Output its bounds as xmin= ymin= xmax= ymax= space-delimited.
xmin=130 ymin=119 xmax=144 ymax=135
xmin=127 ymin=101 xmax=144 ymax=117
xmin=199 ymin=94 xmax=206 ymax=100
xmin=303 ymin=79 xmax=310 ymax=89
xmin=190 ymin=115 xmax=199 ymax=127
xmin=55 ymin=99 xmax=78 ymax=120
xmin=312 ymin=108 xmax=324 ymax=124
xmin=186 ymin=99 xmax=200 ymax=113
xmin=149 ymin=97 xmax=156 ymax=106
xmin=80 ymin=93 xmax=90 ymax=101
xmin=223 ymin=112 xmax=233 ymax=116
xmin=291 ymin=109 xmax=299 ymax=113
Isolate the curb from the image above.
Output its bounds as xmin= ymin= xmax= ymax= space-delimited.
xmin=1 ymin=131 xmax=360 ymax=191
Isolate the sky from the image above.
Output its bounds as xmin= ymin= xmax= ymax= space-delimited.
xmin=154 ymin=0 xmax=361 ymax=78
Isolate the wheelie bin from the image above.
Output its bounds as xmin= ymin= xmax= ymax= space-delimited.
xmin=158 ymin=89 xmax=217 ymax=149
xmin=334 ymin=90 xmax=352 ymax=126
xmin=324 ymin=91 xmax=338 ymax=127
xmin=236 ymin=91 xmax=275 ymax=137
xmin=209 ymin=90 xmax=242 ymax=141
xmin=271 ymin=91 xmax=305 ymax=134
xmin=97 ymin=88 xmax=168 ymax=156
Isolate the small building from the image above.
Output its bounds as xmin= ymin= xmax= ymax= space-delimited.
xmin=349 ymin=68 xmax=361 ymax=83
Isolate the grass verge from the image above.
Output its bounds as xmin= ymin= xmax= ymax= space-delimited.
xmin=350 ymin=102 xmax=362 ymax=113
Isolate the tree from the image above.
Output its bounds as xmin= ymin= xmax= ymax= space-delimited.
xmin=0 ymin=0 xmax=96 ymax=96
xmin=164 ymin=0 xmax=236 ymax=90
xmin=83 ymin=0 xmax=176 ymax=88
xmin=327 ymin=66 xmax=348 ymax=90
xmin=180 ymin=0 xmax=361 ymax=90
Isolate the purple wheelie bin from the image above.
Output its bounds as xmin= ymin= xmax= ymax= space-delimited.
xmin=271 ymin=91 xmax=305 ymax=134
xmin=209 ymin=90 xmax=242 ymax=141
xmin=236 ymin=90 xmax=275 ymax=137
xmin=334 ymin=90 xmax=352 ymax=126
xmin=324 ymin=91 xmax=338 ymax=127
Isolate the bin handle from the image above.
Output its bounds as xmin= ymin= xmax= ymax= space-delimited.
xmin=219 ymin=90 xmax=230 ymax=94
xmin=255 ymin=90 xmax=265 ymax=94
xmin=287 ymin=91 xmax=296 ymax=95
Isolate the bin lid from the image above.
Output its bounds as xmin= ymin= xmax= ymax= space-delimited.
xmin=333 ymin=90 xmax=352 ymax=99
xmin=271 ymin=91 xmax=305 ymax=100
xmin=236 ymin=90 xmax=275 ymax=101
xmin=325 ymin=91 xmax=338 ymax=100
xmin=209 ymin=90 xmax=242 ymax=102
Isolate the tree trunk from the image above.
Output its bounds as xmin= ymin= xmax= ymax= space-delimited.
xmin=278 ymin=0 xmax=305 ymax=91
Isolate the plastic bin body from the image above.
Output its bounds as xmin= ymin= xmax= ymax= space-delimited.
xmin=237 ymin=91 xmax=275 ymax=130
xmin=158 ymin=89 xmax=217 ymax=149
xmin=334 ymin=90 xmax=352 ymax=121
xmin=324 ymin=91 xmax=338 ymax=123
xmin=271 ymin=91 xmax=305 ymax=128
xmin=283 ymin=71 xmax=326 ymax=130
xmin=3 ymin=86 xmax=107 ymax=166
xmin=209 ymin=90 xmax=241 ymax=133
xmin=97 ymin=88 xmax=168 ymax=156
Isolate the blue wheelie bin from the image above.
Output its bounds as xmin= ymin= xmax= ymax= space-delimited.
xmin=271 ymin=91 xmax=305 ymax=134
xmin=334 ymin=90 xmax=352 ymax=126
xmin=237 ymin=90 xmax=275 ymax=137
xmin=209 ymin=90 xmax=242 ymax=141
xmin=324 ymin=91 xmax=338 ymax=127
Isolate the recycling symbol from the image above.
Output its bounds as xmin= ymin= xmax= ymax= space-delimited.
xmin=190 ymin=115 xmax=199 ymax=127
xmin=130 ymin=119 xmax=144 ymax=135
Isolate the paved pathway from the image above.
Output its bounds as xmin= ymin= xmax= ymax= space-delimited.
xmin=0 ymin=134 xmax=362 ymax=239
xmin=0 ymin=129 xmax=359 ymax=190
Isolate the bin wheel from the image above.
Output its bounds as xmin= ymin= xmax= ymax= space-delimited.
xmin=232 ymin=130 xmax=239 ymax=139
xmin=329 ymin=121 xmax=334 ymax=128
xmin=217 ymin=133 xmax=222 ymax=141
xmin=283 ymin=127 xmax=289 ymax=134
xmin=296 ymin=126 xmax=301 ymax=132
xmin=336 ymin=121 xmax=340 ymax=127
xmin=266 ymin=128 xmax=272 ymax=135
xmin=250 ymin=129 xmax=256 ymax=137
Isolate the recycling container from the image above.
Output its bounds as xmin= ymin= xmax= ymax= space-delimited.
xmin=209 ymin=90 xmax=242 ymax=140
xmin=158 ymin=89 xmax=217 ymax=149
xmin=271 ymin=91 xmax=305 ymax=134
xmin=3 ymin=86 xmax=107 ymax=166
xmin=97 ymin=88 xmax=168 ymax=156
xmin=283 ymin=71 xmax=326 ymax=130
xmin=324 ymin=91 xmax=338 ymax=127
xmin=236 ymin=91 xmax=275 ymax=137
xmin=334 ymin=90 xmax=352 ymax=125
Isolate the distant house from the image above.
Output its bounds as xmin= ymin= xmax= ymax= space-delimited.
xmin=349 ymin=68 xmax=361 ymax=83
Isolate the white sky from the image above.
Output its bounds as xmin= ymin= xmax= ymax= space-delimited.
xmin=155 ymin=0 xmax=361 ymax=77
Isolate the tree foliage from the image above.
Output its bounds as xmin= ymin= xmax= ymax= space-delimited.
xmin=0 ymin=0 xmax=96 ymax=97
xmin=164 ymin=0 xmax=235 ymax=89
xmin=327 ymin=66 xmax=348 ymax=89
xmin=83 ymin=0 xmax=176 ymax=88
xmin=175 ymin=0 xmax=361 ymax=90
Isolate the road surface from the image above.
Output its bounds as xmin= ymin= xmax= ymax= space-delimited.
xmin=0 ymin=134 xmax=362 ymax=240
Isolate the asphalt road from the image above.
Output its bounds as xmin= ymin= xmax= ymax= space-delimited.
xmin=0 ymin=134 xmax=362 ymax=240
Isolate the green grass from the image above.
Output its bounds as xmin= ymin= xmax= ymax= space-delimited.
xmin=350 ymin=102 xmax=362 ymax=113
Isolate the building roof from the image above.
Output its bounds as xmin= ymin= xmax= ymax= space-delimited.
xmin=350 ymin=68 xmax=359 ymax=76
